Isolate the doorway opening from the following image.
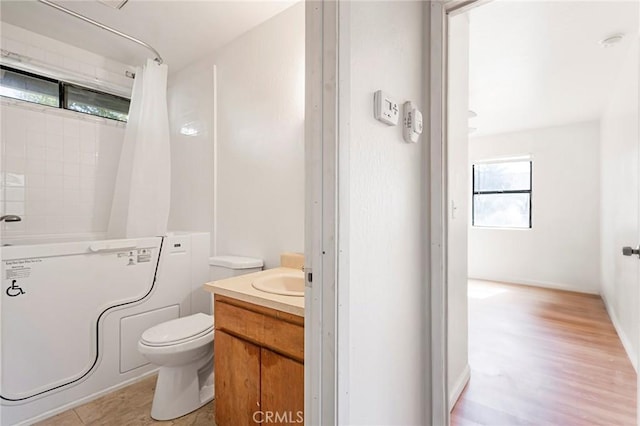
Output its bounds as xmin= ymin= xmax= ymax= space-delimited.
xmin=442 ymin=1 xmax=640 ymax=424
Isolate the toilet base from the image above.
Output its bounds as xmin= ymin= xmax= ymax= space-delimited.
xmin=150 ymin=352 xmax=214 ymax=421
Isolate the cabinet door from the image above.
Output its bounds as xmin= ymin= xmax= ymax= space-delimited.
xmin=215 ymin=330 xmax=261 ymax=426
xmin=260 ymin=348 xmax=304 ymax=425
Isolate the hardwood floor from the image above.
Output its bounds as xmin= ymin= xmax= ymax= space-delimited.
xmin=451 ymin=280 xmax=637 ymax=426
xmin=33 ymin=375 xmax=215 ymax=426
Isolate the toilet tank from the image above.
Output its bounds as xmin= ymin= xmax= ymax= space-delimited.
xmin=209 ymin=255 xmax=264 ymax=282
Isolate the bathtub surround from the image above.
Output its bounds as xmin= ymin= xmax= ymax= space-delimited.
xmin=108 ymin=59 xmax=171 ymax=238
xmin=167 ymin=2 xmax=305 ymax=268
xmin=0 ymin=24 xmax=133 ymax=240
xmin=0 ymin=100 xmax=125 ymax=239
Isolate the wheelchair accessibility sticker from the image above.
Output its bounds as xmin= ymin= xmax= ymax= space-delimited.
xmin=4 ymin=258 xmax=41 ymax=298
xmin=6 ymin=280 xmax=25 ymax=297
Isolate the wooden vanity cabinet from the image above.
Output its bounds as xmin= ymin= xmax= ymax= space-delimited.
xmin=214 ymin=295 xmax=304 ymax=426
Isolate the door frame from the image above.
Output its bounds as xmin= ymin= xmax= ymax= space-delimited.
xmin=307 ymin=0 xmax=495 ymax=423
xmin=304 ymin=1 xmax=346 ymax=424
xmin=429 ymin=0 xmax=491 ymax=424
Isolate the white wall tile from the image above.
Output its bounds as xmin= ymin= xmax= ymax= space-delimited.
xmin=26 ymin=173 xmax=45 ymax=189
xmin=27 ymin=199 xmax=48 ymax=217
xmin=5 ymin=187 xmax=25 ymax=201
xmin=3 ymin=38 xmax=28 ymax=56
xmin=79 ymin=175 xmax=96 ymax=190
xmin=63 ymin=175 xmax=80 ymax=190
xmin=28 ymin=215 xmax=48 ymax=233
xmin=27 ymin=159 xmax=46 ymax=175
xmin=63 ymin=57 xmax=83 ymax=74
xmin=80 ymin=63 xmax=97 ymax=79
xmin=63 ymin=119 xmax=80 ymax=139
xmin=45 ymin=51 xmax=65 ymax=68
xmin=46 ymin=147 xmax=64 ymax=162
xmin=5 ymin=144 xmax=25 ymax=158
xmin=80 ymin=151 xmax=96 ymax=166
xmin=5 ymin=157 xmax=26 ymax=174
xmin=1 ymin=103 xmax=124 ymax=237
xmin=44 ymin=175 xmax=63 ymax=191
xmin=26 ymin=145 xmax=45 ymax=161
xmin=5 ymin=201 xmax=24 ymax=215
xmin=46 ymin=115 xmax=64 ymax=135
xmin=46 ymin=133 xmax=64 ymax=149
xmin=45 ymin=160 xmax=64 ymax=176
xmin=63 ymin=163 xmax=80 ymax=177
xmin=27 ymin=130 xmax=46 ymax=147
xmin=45 ymin=199 xmax=64 ymax=213
xmin=26 ymin=45 xmax=46 ymax=62
xmin=26 ymin=188 xmax=48 ymax=203
xmin=1 ymin=24 xmax=129 ymax=237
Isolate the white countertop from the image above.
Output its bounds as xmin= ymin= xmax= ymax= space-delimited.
xmin=203 ymin=267 xmax=305 ymax=317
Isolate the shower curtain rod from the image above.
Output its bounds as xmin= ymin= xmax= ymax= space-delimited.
xmin=37 ymin=0 xmax=164 ymax=65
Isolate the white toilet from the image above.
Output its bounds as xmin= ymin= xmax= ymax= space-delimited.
xmin=138 ymin=255 xmax=263 ymax=421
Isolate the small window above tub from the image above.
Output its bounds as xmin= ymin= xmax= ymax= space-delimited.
xmin=472 ymin=159 xmax=532 ymax=229
xmin=0 ymin=66 xmax=59 ymax=107
xmin=0 ymin=65 xmax=130 ymax=122
xmin=64 ymin=84 xmax=130 ymax=122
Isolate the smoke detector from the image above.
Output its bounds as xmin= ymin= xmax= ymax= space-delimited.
xmin=97 ymin=0 xmax=129 ymax=10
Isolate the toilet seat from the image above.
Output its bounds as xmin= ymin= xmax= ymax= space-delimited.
xmin=141 ymin=313 xmax=214 ymax=347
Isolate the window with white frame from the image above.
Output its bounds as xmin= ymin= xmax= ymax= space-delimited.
xmin=472 ymin=159 xmax=532 ymax=228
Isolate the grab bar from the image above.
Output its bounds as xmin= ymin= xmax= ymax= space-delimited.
xmin=89 ymin=240 xmax=138 ymax=253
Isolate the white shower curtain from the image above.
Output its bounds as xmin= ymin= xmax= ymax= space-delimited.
xmin=108 ymin=59 xmax=171 ymax=238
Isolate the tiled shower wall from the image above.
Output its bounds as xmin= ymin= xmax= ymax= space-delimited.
xmin=1 ymin=103 xmax=124 ymax=237
xmin=0 ymin=23 xmax=133 ymax=239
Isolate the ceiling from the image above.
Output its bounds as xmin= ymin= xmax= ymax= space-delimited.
xmin=467 ymin=0 xmax=639 ymax=137
xmin=0 ymin=0 xmax=297 ymax=72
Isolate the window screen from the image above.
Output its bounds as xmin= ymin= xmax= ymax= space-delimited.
xmin=472 ymin=160 xmax=532 ymax=228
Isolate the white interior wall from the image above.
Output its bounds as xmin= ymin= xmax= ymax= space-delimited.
xmin=600 ymin=37 xmax=639 ymax=370
xmin=345 ymin=1 xmax=426 ymax=423
xmin=468 ymin=121 xmax=601 ymax=294
xmin=167 ymin=3 xmax=304 ymax=268
xmin=0 ymin=24 xmax=133 ymax=239
xmin=447 ymin=12 xmax=470 ymax=409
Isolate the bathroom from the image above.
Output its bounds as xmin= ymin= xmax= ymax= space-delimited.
xmin=0 ymin=1 xmax=304 ymax=424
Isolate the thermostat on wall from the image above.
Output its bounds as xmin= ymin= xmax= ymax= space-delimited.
xmin=374 ymin=90 xmax=399 ymax=126
xmin=403 ymin=101 xmax=423 ymax=143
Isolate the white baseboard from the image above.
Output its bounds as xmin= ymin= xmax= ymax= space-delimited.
xmin=449 ymin=364 xmax=471 ymax=410
xmin=468 ymin=275 xmax=600 ymax=295
xmin=601 ymin=294 xmax=638 ymax=372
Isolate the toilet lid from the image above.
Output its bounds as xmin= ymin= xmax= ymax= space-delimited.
xmin=141 ymin=313 xmax=214 ymax=347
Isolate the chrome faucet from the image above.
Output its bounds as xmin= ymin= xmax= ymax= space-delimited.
xmin=0 ymin=215 xmax=22 ymax=222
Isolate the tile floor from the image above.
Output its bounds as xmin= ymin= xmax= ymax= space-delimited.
xmin=33 ymin=375 xmax=215 ymax=426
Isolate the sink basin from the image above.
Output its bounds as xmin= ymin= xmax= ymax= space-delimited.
xmin=251 ymin=270 xmax=305 ymax=297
